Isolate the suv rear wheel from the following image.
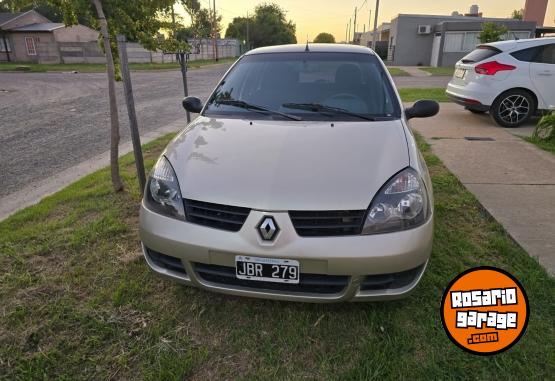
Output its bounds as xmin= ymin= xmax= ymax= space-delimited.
xmin=491 ymin=89 xmax=535 ymax=128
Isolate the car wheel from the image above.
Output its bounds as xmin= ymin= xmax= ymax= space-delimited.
xmin=465 ymin=107 xmax=487 ymax=114
xmin=491 ymin=90 xmax=535 ymax=128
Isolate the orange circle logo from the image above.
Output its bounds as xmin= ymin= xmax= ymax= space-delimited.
xmin=441 ymin=267 xmax=529 ymax=355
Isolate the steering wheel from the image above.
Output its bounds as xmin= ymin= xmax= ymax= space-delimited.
xmin=324 ymin=93 xmax=361 ymax=103
xmin=323 ymin=93 xmax=367 ymax=113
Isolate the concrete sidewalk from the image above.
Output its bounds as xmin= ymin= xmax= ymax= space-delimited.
xmin=411 ymin=103 xmax=555 ymax=275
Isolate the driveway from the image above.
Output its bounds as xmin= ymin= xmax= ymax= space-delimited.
xmin=411 ymin=103 xmax=555 ymax=274
xmin=0 ymin=64 xmax=230 ymax=200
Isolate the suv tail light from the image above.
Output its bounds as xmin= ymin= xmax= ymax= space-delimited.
xmin=475 ymin=61 xmax=516 ymax=75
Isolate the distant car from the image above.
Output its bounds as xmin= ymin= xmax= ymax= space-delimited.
xmin=446 ymin=37 xmax=555 ymax=127
xmin=139 ymin=44 xmax=440 ymax=302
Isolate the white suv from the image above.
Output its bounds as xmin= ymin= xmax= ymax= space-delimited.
xmin=446 ymin=38 xmax=555 ymax=127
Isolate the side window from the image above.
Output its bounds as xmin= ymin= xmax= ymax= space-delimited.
xmin=510 ymin=46 xmax=541 ymax=62
xmin=535 ymin=44 xmax=555 ymax=64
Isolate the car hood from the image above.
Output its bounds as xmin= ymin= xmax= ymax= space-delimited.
xmin=164 ymin=116 xmax=409 ymax=211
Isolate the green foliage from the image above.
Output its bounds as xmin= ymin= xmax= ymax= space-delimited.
xmin=511 ymin=8 xmax=524 ymax=20
xmin=398 ymin=88 xmax=450 ymax=102
xmin=179 ymin=0 xmax=221 ymax=39
xmin=225 ymin=3 xmax=296 ymax=48
xmin=532 ymin=112 xmax=555 ymax=141
xmin=224 ymin=16 xmax=248 ymax=41
xmin=479 ymin=22 xmax=508 ymax=43
xmin=313 ymin=32 xmax=335 ymax=43
xmin=45 ymin=0 xmax=177 ymax=51
xmin=158 ymin=37 xmax=190 ymax=54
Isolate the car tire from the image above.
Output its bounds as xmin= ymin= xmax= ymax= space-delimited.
xmin=465 ymin=107 xmax=487 ymax=114
xmin=491 ymin=89 xmax=535 ymax=128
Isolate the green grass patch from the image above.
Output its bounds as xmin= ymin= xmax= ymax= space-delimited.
xmin=0 ymin=133 xmax=553 ymax=379
xmin=524 ymin=136 xmax=555 ymax=155
xmin=387 ymin=67 xmax=410 ymax=76
xmin=419 ymin=67 xmax=455 ymax=76
xmin=399 ymin=87 xmax=450 ymax=102
xmin=0 ymin=57 xmax=237 ymax=73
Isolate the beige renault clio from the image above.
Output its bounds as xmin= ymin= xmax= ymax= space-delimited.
xmin=139 ymin=44 xmax=439 ymax=302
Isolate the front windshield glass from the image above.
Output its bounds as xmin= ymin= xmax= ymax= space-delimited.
xmin=203 ymin=52 xmax=401 ymax=121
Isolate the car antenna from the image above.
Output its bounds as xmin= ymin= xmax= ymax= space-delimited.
xmin=305 ymin=36 xmax=309 ymax=52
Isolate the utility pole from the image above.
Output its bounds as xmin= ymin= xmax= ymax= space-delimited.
xmin=246 ymin=11 xmax=249 ymax=51
xmin=353 ymin=6 xmax=357 ymax=43
xmin=212 ymin=0 xmax=218 ymax=62
xmin=348 ymin=18 xmax=351 ymax=43
xmin=171 ymin=4 xmax=176 ymax=36
xmin=372 ymin=0 xmax=380 ymax=50
xmin=345 ymin=23 xmax=348 ymax=43
xmin=369 ymin=10 xmax=372 ymax=37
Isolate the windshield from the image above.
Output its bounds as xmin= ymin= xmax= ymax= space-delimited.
xmin=204 ymin=52 xmax=401 ymax=121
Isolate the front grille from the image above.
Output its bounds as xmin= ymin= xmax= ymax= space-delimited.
xmin=184 ymin=199 xmax=250 ymax=232
xmin=359 ymin=265 xmax=424 ymax=291
xmin=145 ymin=248 xmax=187 ymax=275
xmin=195 ymin=263 xmax=349 ymax=294
xmin=289 ymin=210 xmax=366 ymax=237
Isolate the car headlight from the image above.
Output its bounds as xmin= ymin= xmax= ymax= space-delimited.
xmin=144 ymin=156 xmax=185 ymax=220
xmin=362 ymin=168 xmax=429 ymax=235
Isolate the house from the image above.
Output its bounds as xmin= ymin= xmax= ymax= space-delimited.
xmin=385 ymin=7 xmax=537 ymax=67
xmin=0 ymin=10 xmax=99 ymax=63
xmin=355 ymin=23 xmax=391 ymax=59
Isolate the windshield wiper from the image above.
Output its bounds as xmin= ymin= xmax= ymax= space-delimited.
xmin=214 ymin=99 xmax=302 ymax=121
xmin=282 ymin=103 xmax=376 ymax=121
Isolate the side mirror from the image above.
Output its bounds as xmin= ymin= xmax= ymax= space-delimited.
xmin=182 ymin=96 xmax=203 ymax=113
xmin=405 ymin=99 xmax=440 ymax=119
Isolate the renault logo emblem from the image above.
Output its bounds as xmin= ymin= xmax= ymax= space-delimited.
xmin=257 ymin=216 xmax=279 ymax=241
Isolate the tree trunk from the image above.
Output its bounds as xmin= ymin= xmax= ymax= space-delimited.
xmin=91 ymin=0 xmax=124 ymax=192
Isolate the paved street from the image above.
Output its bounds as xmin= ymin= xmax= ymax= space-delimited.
xmin=0 ymin=64 xmax=230 ymax=200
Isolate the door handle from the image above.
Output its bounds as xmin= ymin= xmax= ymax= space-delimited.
xmin=537 ymin=72 xmax=553 ymax=76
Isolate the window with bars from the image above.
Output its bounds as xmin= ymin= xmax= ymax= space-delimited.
xmin=25 ymin=37 xmax=36 ymax=55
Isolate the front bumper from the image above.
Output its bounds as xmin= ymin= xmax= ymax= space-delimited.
xmin=139 ymin=203 xmax=433 ymax=302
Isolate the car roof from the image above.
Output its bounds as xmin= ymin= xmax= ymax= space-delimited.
xmin=245 ymin=44 xmax=376 ymax=56
xmin=483 ymin=37 xmax=555 ymax=51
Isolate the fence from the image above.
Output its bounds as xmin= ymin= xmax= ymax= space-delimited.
xmin=35 ymin=38 xmax=240 ymax=64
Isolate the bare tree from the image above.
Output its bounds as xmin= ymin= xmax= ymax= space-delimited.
xmin=91 ymin=0 xmax=124 ymax=192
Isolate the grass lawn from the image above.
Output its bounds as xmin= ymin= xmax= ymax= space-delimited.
xmin=524 ymin=136 xmax=555 ymax=155
xmin=419 ymin=67 xmax=455 ymax=76
xmin=0 ymin=133 xmax=553 ymax=380
xmin=399 ymin=87 xmax=450 ymax=102
xmin=0 ymin=57 xmax=237 ymax=73
xmin=387 ymin=67 xmax=410 ymax=76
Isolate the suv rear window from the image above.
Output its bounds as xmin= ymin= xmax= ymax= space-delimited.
xmin=460 ymin=46 xmax=501 ymax=63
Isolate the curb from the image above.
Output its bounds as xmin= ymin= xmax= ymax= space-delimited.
xmin=0 ymin=119 xmax=185 ymax=222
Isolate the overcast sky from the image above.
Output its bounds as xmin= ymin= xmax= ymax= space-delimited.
xmin=175 ymin=0 xmax=555 ymax=42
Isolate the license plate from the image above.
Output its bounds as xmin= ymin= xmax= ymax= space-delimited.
xmin=455 ymin=68 xmax=467 ymax=79
xmin=235 ymin=255 xmax=299 ymax=284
